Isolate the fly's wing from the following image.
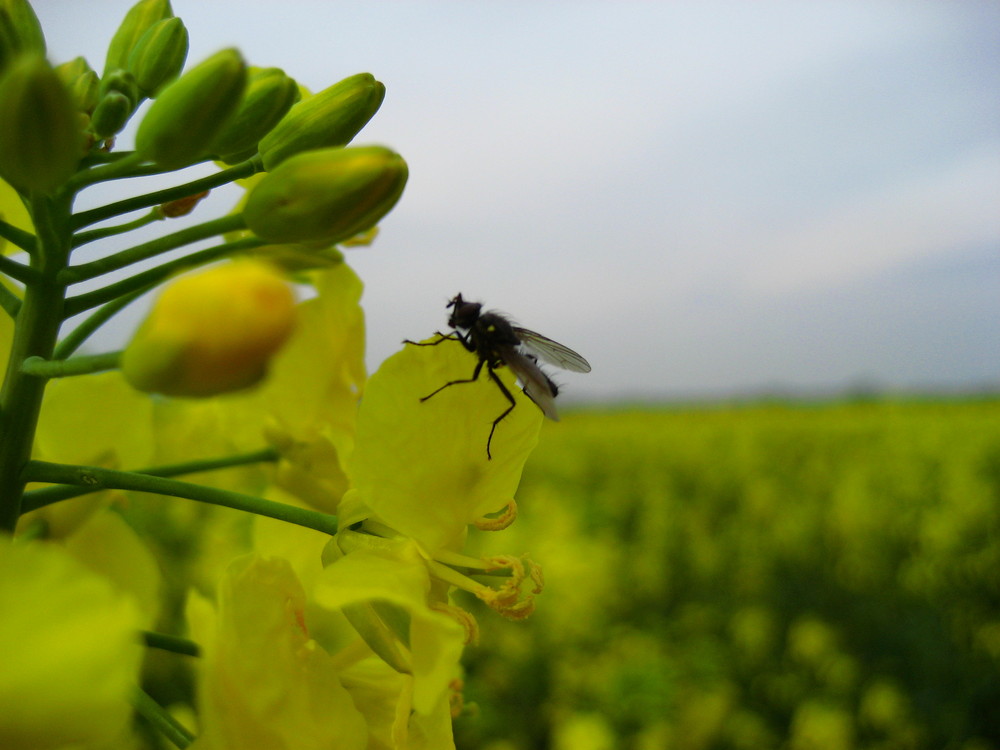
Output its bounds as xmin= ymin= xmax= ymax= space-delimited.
xmin=513 ymin=327 xmax=592 ymax=373
xmin=502 ymin=347 xmax=560 ymax=421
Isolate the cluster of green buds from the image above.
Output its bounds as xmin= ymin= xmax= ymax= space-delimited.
xmin=0 ymin=1 xmax=549 ymax=746
xmin=0 ymin=0 xmax=408 ymax=394
xmin=0 ymin=0 xmax=407 ymax=238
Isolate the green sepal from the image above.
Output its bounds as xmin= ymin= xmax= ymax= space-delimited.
xmin=243 ymin=145 xmax=408 ymax=244
xmin=127 ymin=16 xmax=188 ymax=98
xmin=258 ymin=72 xmax=384 ymax=170
xmin=134 ymin=47 xmax=246 ymax=170
xmin=0 ymin=55 xmax=82 ymax=192
xmin=212 ymin=67 xmax=299 ymax=165
xmin=103 ymin=0 xmax=172 ymax=76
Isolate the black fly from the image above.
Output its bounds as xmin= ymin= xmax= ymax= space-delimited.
xmin=405 ymin=293 xmax=591 ymax=459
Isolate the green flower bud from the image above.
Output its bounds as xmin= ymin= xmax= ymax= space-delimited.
xmin=91 ymin=91 xmax=132 ymax=138
xmin=65 ymin=69 xmax=100 ymax=114
xmin=0 ymin=0 xmax=46 ymax=72
xmin=103 ymin=0 xmax=172 ymax=76
xmin=0 ymin=55 xmax=81 ymax=192
xmin=56 ymin=56 xmax=91 ymax=82
xmin=99 ymin=68 xmax=139 ymax=109
xmin=134 ymin=48 xmax=246 ymax=170
xmin=56 ymin=59 xmax=100 ymax=113
xmin=127 ymin=16 xmax=188 ymax=98
xmin=243 ymin=146 xmax=408 ymax=245
xmin=258 ymin=72 xmax=384 ymax=170
xmin=212 ymin=67 xmax=298 ymax=165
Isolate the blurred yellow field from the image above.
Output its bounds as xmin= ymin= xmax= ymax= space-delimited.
xmin=458 ymin=399 xmax=1000 ymax=750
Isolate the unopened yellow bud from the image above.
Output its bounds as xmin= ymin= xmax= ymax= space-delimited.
xmin=127 ymin=16 xmax=188 ymax=98
xmin=122 ymin=260 xmax=296 ymax=397
xmin=0 ymin=55 xmax=82 ymax=192
xmin=243 ymin=146 xmax=408 ymax=244
xmin=258 ymin=72 xmax=384 ymax=170
xmin=134 ymin=48 xmax=246 ymax=169
xmin=211 ymin=67 xmax=298 ymax=164
xmin=103 ymin=0 xmax=172 ymax=76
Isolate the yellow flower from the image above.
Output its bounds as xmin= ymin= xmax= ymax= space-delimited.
xmin=344 ymin=337 xmax=543 ymax=554
xmin=313 ymin=541 xmax=466 ymax=717
xmin=0 ymin=535 xmax=142 ymax=749
xmin=122 ymin=259 xmax=296 ymax=397
xmin=187 ymin=554 xmax=367 ymax=750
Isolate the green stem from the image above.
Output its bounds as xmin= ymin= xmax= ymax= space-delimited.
xmin=71 ymin=209 xmax=161 ymax=248
xmin=21 ymin=460 xmax=338 ymax=535
xmin=0 ymin=253 xmax=38 ymax=284
xmin=61 ymin=213 xmax=248 ymax=285
xmin=71 ymin=157 xmax=260 ymax=230
xmin=55 ymin=286 xmax=148 ymax=359
xmin=132 ymin=687 xmax=194 ymax=748
xmin=64 ymin=152 xmax=148 ymax=192
xmin=63 ymin=236 xmax=265 ymax=316
xmin=0 ymin=284 xmax=20 ymax=319
xmin=142 ymin=631 xmax=201 ymax=657
xmin=21 ymin=351 xmax=121 ymax=378
xmin=22 ymin=447 xmax=279 ymax=511
xmin=0 ymin=194 xmax=71 ymax=532
xmin=0 ymin=218 xmax=36 ymax=254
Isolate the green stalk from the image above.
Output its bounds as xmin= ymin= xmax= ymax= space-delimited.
xmin=0 ymin=194 xmax=71 ymax=532
xmin=22 ymin=447 xmax=279 ymax=510
xmin=71 ymin=209 xmax=161 ymax=248
xmin=55 ymin=286 xmax=148 ymax=358
xmin=132 ymin=687 xmax=194 ymax=748
xmin=0 ymin=218 xmax=37 ymax=254
xmin=0 ymin=285 xmax=20 ymax=319
xmin=22 ymin=460 xmax=339 ymax=536
xmin=142 ymin=631 xmax=201 ymax=657
xmin=21 ymin=351 xmax=121 ymax=378
xmin=71 ymin=157 xmax=261 ymax=230
xmin=60 ymin=213 xmax=248 ymax=284
xmin=63 ymin=236 xmax=265 ymax=316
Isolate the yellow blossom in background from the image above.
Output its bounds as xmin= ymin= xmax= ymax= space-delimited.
xmin=187 ymin=554 xmax=367 ymax=750
xmin=0 ymin=536 xmax=142 ymax=749
xmin=344 ymin=338 xmax=542 ymax=554
xmin=122 ymin=259 xmax=296 ymax=398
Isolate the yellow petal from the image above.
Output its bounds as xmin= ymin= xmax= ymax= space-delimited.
xmin=0 ymin=536 xmax=142 ymax=749
xmin=349 ymin=339 xmax=542 ymax=552
xmin=189 ymin=555 xmax=367 ymax=750
xmin=314 ymin=546 xmax=465 ymax=716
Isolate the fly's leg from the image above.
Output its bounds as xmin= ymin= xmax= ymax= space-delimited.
xmin=420 ymin=357 xmax=485 ymax=402
xmin=485 ymin=366 xmax=517 ymax=461
xmin=403 ymin=331 xmax=473 ymax=351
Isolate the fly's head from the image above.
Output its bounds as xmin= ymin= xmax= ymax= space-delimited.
xmin=447 ymin=293 xmax=481 ymax=330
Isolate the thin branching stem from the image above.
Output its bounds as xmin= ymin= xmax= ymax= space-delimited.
xmin=0 ymin=218 xmax=36 ymax=254
xmin=21 ymin=351 xmax=121 ymax=378
xmin=62 ymin=236 xmax=265 ymax=316
xmin=21 ymin=460 xmax=338 ymax=535
xmin=71 ymin=209 xmax=162 ymax=248
xmin=70 ymin=157 xmax=261 ymax=230
xmin=54 ymin=286 xmax=148 ymax=359
xmin=132 ymin=688 xmax=194 ymax=748
xmin=21 ymin=447 xmax=279 ymax=510
xmin=60 ymin=213 xmax=248 ymax=284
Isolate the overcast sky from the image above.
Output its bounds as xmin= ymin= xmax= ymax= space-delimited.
xmin=37 ymin=1 xmax=1000 ymax=401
